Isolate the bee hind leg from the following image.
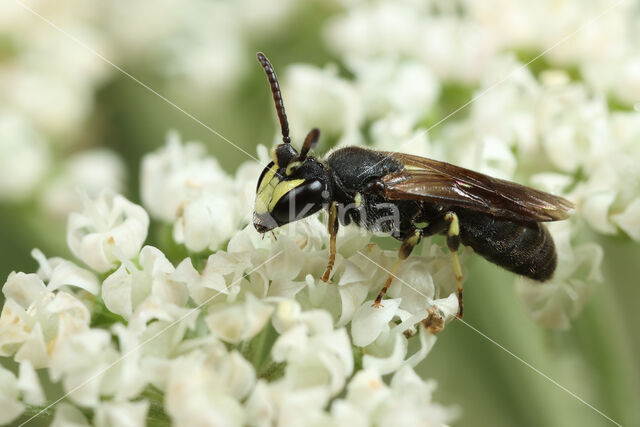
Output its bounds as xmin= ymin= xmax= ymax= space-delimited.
xmin=444 ymin=211 xmax=464 ymax=318
xmin=372 ymin=229 xmax=422 ymax=308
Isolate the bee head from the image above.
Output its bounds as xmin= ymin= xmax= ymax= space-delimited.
xmin=253 ymin=129 xmax=331 ymax=233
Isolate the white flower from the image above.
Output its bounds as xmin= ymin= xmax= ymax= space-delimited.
xmin=538 ymin=83 xmax=610 ymax=174
xmin=48 ymin=328 xmax=119 ymax=407
xmin=382 ymin=365 xmax=452 ymax=426
xmin=141 ymin=132 xmax=230 ymax=221
xmin=352 ymin=298 xmax=402 ymax=347
xmin=0 ymin=364 xmax=24 ymax=425
xmin=67 ymin=191 xmax=149 ymax=273
xmin=467 ymin=56 xmax=541 ymax=156
xmin=172 ymin=193 xmax=237 ymax=252
xmin=611 ymin=197 xmax=640 ymax=241
xmin=206 ymin=293 xmax=274 ymax=344
xmin=0 ymin=289 xmax=91 ymax=368
xmin=0 ymin=114 xmax=51 ymax=202
xmin=246 ymin=380 xmax=332 ymax=427
xmin=94 ymin=400 xmax=149 ymax=427
xmin=351 ymin=290 xmax=455 ymax=375
xmin=2 ymin=271 xmax=47 ymax=310
xmin=2 ymin=68 xmax=93 ymax=138
xmin=330 ymin=366 xmax=453 ymax=427
xmin=17 ymin=360 xmax=45 ymax=406
xmin=31 ymin=248 xmax=100 ymax=295
xmin=516 ymin=222 xmax=603 ymax=329
xmin=326 ymin=2 xmax=495 ymax=83
xmin=282 ymin=63 xmax=363 ymax=145
xmin=243 ymin=380 xmax=276 ymax=427
xmin=173 ymin=250 xmax=252 ymax=305
xmin=47 ymin=321 xmax=148 ymax=408
xmin=271 ymin=301 xmax=353 ymax=396
xmin=165 ymin=346 xmax=255 ymax=427
xmin=368 ymin=115 xmax=432 ymax=158
xmin=350 ymin=58 xmax=440 ymax=123
xmin=105 ymin=324 xmax=148 ymax=401
xmin=127 ymin=294 xmax=198 ymax=339
xmin=141 ymin=133 xmax=244 ymax=251
xmin=102 ymin=245 xmax=188 ymax=320
xmin=325 ymin=2 xmax=424 ymax=61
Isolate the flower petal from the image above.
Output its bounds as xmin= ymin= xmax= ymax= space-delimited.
xmin=2 ymin=272 xmax=46 ymax=309
xmin=351 ymin=298 xmax=401 ymax=347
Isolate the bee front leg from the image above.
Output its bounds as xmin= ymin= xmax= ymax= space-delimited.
xmin=322 ymin=202 xmax=339 ymax=283
xmin=373 ymin=230 xmax=422 ymax=308
xmin=444 ymin=211 xmax=464 ymax=318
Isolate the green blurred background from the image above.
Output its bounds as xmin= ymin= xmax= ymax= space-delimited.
xmin=1 ymin=1 xmax=639 ymax=426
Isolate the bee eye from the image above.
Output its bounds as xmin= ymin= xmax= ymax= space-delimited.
xmin=271 ymin=179 xmax=324 ymax=224
xmin=286 ymin=161 xmax=302 ymax=176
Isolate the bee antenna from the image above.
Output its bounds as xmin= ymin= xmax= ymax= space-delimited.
xmin=257 ymin=52 xmax=291 ymax=145
xmin=299 ymin=128 xmax=320 ymax=161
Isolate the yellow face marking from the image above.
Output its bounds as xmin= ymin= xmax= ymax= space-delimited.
xmin=257 ymin=165 xmax=278 ymax=194
xmin=268 ymin=179 xmax=305 ymax=210
xmin=255 ymin=163 xmax=305 ymax=215
xmin=269 ymin=147 xmax=279 ymax=164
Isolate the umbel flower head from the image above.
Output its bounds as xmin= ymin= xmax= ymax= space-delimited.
xmin=1 ymin=137 xmax=463 ymax=426
xmin=2 ymin=0 xmax=639 ymax=425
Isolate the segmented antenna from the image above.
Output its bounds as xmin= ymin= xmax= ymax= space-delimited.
xmin=257 ymin=52 xmax=291 ymax=144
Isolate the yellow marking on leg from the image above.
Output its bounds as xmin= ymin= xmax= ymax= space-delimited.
xmin=322 ymin=202 xmax=339 ymax=283
xmin=445 ymin=211 xmax=459 ymax=237
xmin=444 ymin=211 xmax=464 ymax=318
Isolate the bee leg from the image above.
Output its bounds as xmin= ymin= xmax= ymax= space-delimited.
xmin=373 ymin=230 xmax=422 ymax=308
xmin=322 ymin=202 xmax=339 ymax=283
xmin=444 ymin=211 xmax=464 ymax=318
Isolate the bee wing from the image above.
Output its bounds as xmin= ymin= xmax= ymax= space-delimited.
xmin=382 ymin=152 xmax=574 ymax=222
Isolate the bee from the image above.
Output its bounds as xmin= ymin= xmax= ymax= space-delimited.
xmin=253 ymin=52 xmax=573 ymax=318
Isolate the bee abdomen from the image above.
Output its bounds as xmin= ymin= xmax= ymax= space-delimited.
xmin=457 ymin=211 xmax=557 ymax=281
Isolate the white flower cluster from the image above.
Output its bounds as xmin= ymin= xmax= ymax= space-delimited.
xmin=0 ymin=142 xmax=458 ymax=425
xmin=0 ymin=0 xmax=122 ymax=209
xmin=2 ymin=0 xmax=639 ymax=424
xmin=0 ymin=0 xmax=300 ymax=210
xmin=141 ymin=132 xmax=261 ymax=252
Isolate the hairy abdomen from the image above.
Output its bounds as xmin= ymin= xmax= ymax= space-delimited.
xmin=456 ymin=210 xmax=557 ymax=281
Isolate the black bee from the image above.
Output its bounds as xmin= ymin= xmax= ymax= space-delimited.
xmin=253 ymin=52 xmax=573 ymax=318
